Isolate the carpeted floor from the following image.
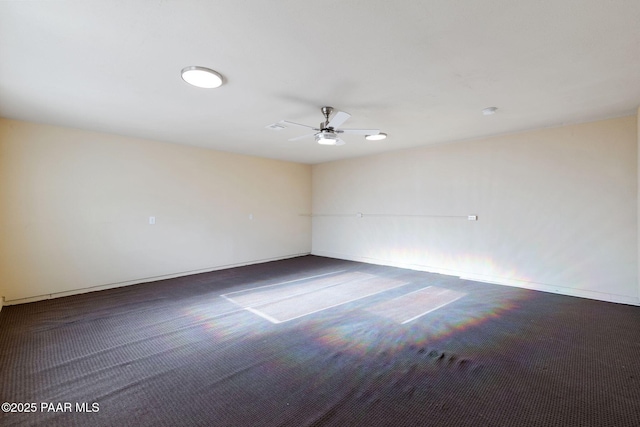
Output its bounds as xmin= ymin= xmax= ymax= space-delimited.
xmin=1 ymin=255 xmax=639 ymax=426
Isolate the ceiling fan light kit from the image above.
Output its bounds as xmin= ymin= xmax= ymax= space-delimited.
xmin=316 ymin=133 xmax=343 ymax=145
xmin=281 ymin=106 xmax=384 ymax=146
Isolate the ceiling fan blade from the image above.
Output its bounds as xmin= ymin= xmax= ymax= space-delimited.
xmin=327 ymin=111 xmax=351 ymax=129
xmin=281 ymin=120 xmax=319 ymax=130
xmin=335 ymin=138 xmax=346 ymax=146
xmin=337 ymin=128 xmax=380 ymax=135
xmin=288 ymin=133 xmax=316 ymax=142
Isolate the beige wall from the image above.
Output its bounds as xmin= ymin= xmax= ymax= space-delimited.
xmin=2 ymin=115 xmax=638 ymax=306
xmin=0 ymin=119 xmax=311 ymax=303
xmin=312 ymin=116 xmax=639 ymax=305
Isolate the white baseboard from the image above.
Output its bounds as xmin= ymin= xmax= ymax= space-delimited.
xmin=312 ymin=250 xmax=640 ymax=306
xmin=1 ymin=252 xmax=311 ymax=306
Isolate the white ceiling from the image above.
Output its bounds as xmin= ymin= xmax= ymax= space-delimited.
xmin=1 ymin=0 xmax=639 ymax=164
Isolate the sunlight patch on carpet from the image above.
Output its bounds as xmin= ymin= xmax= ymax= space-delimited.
xmin=221 ymin=272 xmax=409 ymax=323
xmin=366 ymin=286 xmax=466 ymax=324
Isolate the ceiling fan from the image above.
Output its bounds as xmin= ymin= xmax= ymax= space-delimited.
xmin=281 ymin=106 xmax=381 ymax=146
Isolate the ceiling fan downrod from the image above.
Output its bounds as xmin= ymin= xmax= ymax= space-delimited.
xmin=321 ymin=106 xmax=334 ymax=129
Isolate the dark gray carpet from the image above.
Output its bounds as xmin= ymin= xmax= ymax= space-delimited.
xmin=1 ymin=255 xmax=639 ymax=426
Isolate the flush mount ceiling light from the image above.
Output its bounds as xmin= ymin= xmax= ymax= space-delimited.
xmin=365 ymin=132 xmax=387 ymax=141
xmin=482 ymin=107 xmax=498 ymax=115
xmin=181 ymin=66 xmax=223 ymax=88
